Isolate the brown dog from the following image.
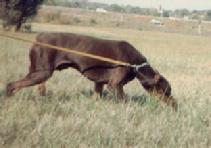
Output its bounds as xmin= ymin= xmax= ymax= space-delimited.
xmin=6 ymin=33 xmax=177 ymax=110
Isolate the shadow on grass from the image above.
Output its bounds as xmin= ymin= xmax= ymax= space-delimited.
xmin=130 ymin=95 xmax=148 ymax=105
xmin=81 ymin=89 xmax=113 ymax=101
xmin=0 ymin=91 xmax=4 ymax=97
xmin=81 ymin=89 xmax=148 ymax=105
xmin=2 ymin=88 xmax=149 ymax=106
xmin=0 ymin=89 xmax=6 ymax=99
xmin=81 ymin=89 xmax=93 ymax=97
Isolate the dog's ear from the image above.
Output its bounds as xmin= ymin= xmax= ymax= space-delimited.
xmin=154 ymin=74 xmax=160 ymax=83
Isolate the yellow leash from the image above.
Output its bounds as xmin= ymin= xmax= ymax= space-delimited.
xmin=0 ymin=32 xmax=149 ymax=70
xmin=0 ymin=33 xmax=132 ymax=66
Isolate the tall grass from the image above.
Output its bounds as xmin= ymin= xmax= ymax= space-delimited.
xmin=0 ymin=26 xmax=210 ymax=147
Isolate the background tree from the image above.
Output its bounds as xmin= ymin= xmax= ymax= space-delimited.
xmin=163 ymin=11 xmax=170 ymax=17
xmin=108 ymin=4 xmax=123 ymax=13
xmin=0 ymin=0 xmax=44 ymax=31
xmin=174 ymin=9 xmax=190 ymax=18
xmin=206 ymin=10 xmax=211 ymax=21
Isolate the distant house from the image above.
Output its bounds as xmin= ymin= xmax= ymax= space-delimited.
xmin=151 ymin=19 xmax=164 ymax=26
xmin=96 ymin=8 xmax=108 ymax=14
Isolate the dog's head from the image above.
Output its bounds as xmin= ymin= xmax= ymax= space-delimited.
xmin=136 ymin=64 xmax=177 ymax=110
xmin=136 ymin=65 xmax=171 ymax=97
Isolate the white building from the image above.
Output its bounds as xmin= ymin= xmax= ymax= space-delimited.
xmin=96 ymin=8 xmax=108 ymax=14
xmin=151 ymin=19 xmax=164 ymax=26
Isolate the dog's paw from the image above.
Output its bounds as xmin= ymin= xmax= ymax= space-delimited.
xmin=6 ymin=83 xmax=14 ymax=97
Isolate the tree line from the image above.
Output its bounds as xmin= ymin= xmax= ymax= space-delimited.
xmin=44 ymin=0 xmax=211 ymax=20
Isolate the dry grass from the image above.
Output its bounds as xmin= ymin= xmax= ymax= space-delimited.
xmin=0 ymin=25 xmax=211 ymax=148
xmin=34 ymin=6 xmax=211 ymax=36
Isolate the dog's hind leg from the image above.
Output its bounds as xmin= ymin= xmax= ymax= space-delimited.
xmin=6 ymin=71 xmax=53 ymax=96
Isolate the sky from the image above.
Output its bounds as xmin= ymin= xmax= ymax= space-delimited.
xmin=89 ymin=0 xmax=211 ymax=10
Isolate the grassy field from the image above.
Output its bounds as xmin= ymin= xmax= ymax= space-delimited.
xmin=35 ymin=6 xmax=211 ymax=36
xmin=0 ymin=25 xmax=211 ymax=148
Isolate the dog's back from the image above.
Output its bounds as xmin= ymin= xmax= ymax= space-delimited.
xmin=31 ymin=33 xmax=146 ymax=73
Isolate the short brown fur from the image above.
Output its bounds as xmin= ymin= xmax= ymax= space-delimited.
xmin=6 ymin=33 xmax=177 ymax=110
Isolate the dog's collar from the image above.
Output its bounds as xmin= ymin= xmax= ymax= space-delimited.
xmin=131 ymin=62 xmax=149 ymax=72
